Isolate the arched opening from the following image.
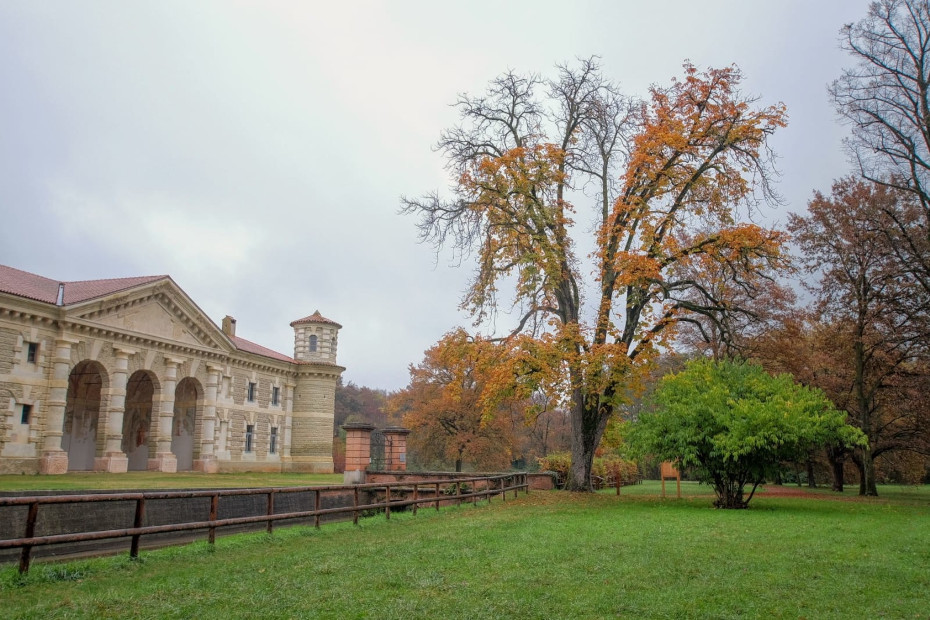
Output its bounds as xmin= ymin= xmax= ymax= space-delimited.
xmin=172 ymin=377 xmax=202 ymax=471
xmin=122 ymin=371 xmax=157 ymax=471
xmin=62 ymin=361 xmax=108 ymax=471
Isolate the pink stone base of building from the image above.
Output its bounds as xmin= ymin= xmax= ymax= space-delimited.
xmin=194 ymin=457 xmax=220 ymax=473
xmin=95 ymin=453 xmax=129 ymax=473
xmin=39 ymin=451 xmax=69 ymax=475
xmin=148 ymin=453 xmax=178 ymax=473
xmin=280 ymin=457 xmax=335 ymax=474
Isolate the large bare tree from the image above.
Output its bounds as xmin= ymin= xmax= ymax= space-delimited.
xmin=832 ymin=0 xmax=930 ymax=313
xmin=403 ymin=59 xmax=788 ymax=490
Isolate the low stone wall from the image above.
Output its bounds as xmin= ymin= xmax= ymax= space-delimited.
xmin=527 ymin=472 xmax=556 ymax=490
xmin=0 ymin=487 xmax=361 ymax=565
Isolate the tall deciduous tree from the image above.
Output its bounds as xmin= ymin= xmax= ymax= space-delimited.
xmin=403 ymin=59 xmax=788 ymax=489
xmin=789 ymin=178 xmax=929 ymax=495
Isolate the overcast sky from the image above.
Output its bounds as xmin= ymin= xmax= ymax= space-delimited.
xmin=0 ymin=1 xmax=873 ymax=390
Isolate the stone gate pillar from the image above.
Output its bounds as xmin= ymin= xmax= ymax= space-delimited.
xmin=342 ymin=422 xmax=374 ymax=484
xmin=382 ymin=427 xmax=411 ymax=471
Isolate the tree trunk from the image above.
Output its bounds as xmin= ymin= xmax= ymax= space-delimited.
xmin=712 ymin=475 xmax=749 ymax=509
xmin=827 ymin=445 xmax=845 ymax=492
xmin=859 ymin=445 xmax=878 ymax=496
xmin=853 ymin=305 xmax=878 ymax=496
xmin=566 ymin=390 xmax=609 ymax=491
xmin=455 ymin=457 xmax=462 ymax=473
xmin=806 ymin=458 xmax=817 ymax=488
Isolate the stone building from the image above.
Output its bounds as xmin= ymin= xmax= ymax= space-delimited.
xmin=0 ymin=264 xmax=343 ymax=475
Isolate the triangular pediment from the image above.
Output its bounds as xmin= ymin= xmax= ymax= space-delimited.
xmin=65 ymin=279 xmax=233 ymax=352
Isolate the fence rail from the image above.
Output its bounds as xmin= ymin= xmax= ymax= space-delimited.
xmin=0 ymin=473 xmax=528 ymax=574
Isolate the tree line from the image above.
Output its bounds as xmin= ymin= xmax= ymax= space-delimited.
xmin=352 ymin=0 xmax=930 ymax=501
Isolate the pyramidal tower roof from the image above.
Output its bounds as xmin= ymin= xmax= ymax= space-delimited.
xmin=289 ymin=310 xmax=341 ymax=328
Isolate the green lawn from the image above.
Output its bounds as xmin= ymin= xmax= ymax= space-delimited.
xmin=2 ymin=482 xmax=928 ymax=619
xmin=0 ymin=471 xmax=344 ymax=492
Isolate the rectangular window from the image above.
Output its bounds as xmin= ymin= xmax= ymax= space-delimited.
xmin=271 ymin=386 xmax=280 ymax=406
xmin=26 ymin=342 xmax=38 ymax=364
xmin=270 ymin=427 xmax=278 ymax=454
xmin=20 ymin=404 xmax=32 ymax=425
xmin=247 ymin=382 xmax=256 ymax=402
xmin=245 ymin=424 xmax=254 ymax=452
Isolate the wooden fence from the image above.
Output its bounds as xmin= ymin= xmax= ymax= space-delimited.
xmin=0 ymin=473 xmax=528 ymax=574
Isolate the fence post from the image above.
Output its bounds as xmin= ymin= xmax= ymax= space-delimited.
xmin=313 ymin=489 xmax=320 ymax=529
xmin=18 ymin=501 xmax=39 ymax=574
xmin=353 ymin=487 xmax=359 ymax=525
xmin=435 ymin=482 xmax=440 ymax=511
xmin=385 ymin=485 xmax=391 ymax=520
xmin=130 ymin=497 xmax=145 ymax=559
xmin=267 ymin=491 xmax=276 ymax=534
xmin=208 ymin=494 xmax=219 ymax=545
xmin=412 ymin=483 xmax=419 ymax=516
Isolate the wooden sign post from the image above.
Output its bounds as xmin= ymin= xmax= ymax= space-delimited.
xmin=660 ymin=461 xmax=681 ymax=499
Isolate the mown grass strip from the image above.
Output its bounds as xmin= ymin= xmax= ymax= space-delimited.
xmin=2 ymin=483 xmax=928 ymax=619
xmin=0 ymin=472 xmax=344 ymax=492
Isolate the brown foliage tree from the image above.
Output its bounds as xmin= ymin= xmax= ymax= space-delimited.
xmin=789 ymin=178 xmax=930 ymax=495
xmin=334 ymin=379 xmax=388 ymax=432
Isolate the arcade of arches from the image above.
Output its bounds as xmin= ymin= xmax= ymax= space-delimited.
xmin=61 ymin=363 xmax=205 ymax=473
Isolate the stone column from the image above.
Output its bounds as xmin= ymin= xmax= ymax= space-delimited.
xmin=282 ymin=383 xmax=295 ymax=459
xmin=383 ymin=427 xmax=411 ymax=472
xmin=39 ymin=337 xmax=78 ymax=474
xmin=95 ymin=347 xmax=136 ymax=473
xmin=195 ymin=364 xmax=222 ymax=473
xmin=342 ymin=423 xmax=374 ymax=484
xmin=149 ymin=356 xmax=181 ymax=472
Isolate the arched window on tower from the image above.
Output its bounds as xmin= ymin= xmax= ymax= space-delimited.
xmin=309 ymin=335 xmax=318 ymax=353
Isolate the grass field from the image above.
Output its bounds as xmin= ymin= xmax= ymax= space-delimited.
xmin=0 ymin=471 xmax=344 ymax=492
xmin=2 ymin=481 xmax=928 ymax=619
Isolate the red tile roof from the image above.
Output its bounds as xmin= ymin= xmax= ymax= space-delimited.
xmin=232 ymin=336 xmax=295 ymax=363
xmin=290 ymin=310 xmax=342 ymax=328
xmin=0 ymin=264 xmax=168 ymax=305
xmin=1 ymin=264 xmax=316 ymax=366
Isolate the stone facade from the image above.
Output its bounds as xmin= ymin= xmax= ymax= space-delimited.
xmin=0 ymin=264 xmax=343 ymax=475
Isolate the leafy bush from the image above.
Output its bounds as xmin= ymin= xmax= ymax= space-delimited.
xmin=537 ymin=452 xmax=639 ymax=489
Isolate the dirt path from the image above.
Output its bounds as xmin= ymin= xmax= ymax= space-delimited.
xmin=758 ymin=484 xmax=865 ymax=501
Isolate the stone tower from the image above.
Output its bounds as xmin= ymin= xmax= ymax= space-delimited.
xmin=291 ymin=310 xmax=340 ymax=363
xmin=285 ymin=311 xmax=343 ymax=472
